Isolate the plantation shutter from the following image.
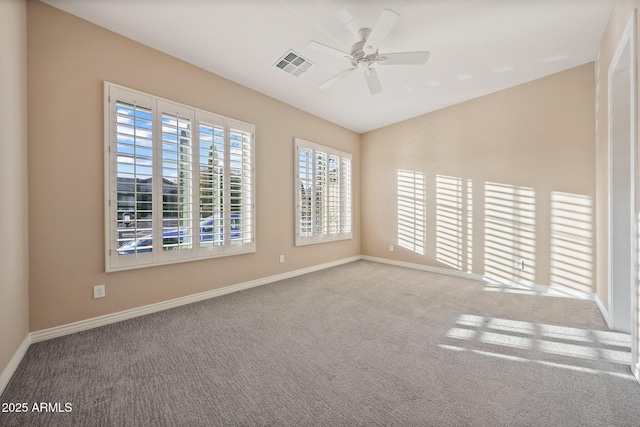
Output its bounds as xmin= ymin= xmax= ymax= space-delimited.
xmin=340 ymin=157 xmax=352 ymax=233
xmin=157 ymin=100 xmax=195 ymax=262
xmin=196 ymin=113 xmax=254 ymax=256
xmin=294 ymin=138 xmax=352 ymax=246
xmin=108 ymin=87 xmax=155 ymax=270
xmin=328 ymin=154 xmax=341 ymax=234
xmin=105 ymin=83 xmax=255 ymax=272
xmin=197 ymin=113 xmax=226 ymax=250
xmin=227 ymin=121 xmax=255 ymax=253
xmin=297 ymin=147 xmax=313 ymax=238
xmin=315 ymin=151 xmax=328 ymax=235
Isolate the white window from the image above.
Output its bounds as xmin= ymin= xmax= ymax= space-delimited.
xmin=104 ymin=83 xmax=255 ymax=272
xmin=294 ymin=138 xmax=352 ymax=246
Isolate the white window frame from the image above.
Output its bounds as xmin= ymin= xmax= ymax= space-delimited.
xmin=294 ymin=137 xmax=352 ymax=246
xmin=104 ymin=82 xmax=255 ymax=272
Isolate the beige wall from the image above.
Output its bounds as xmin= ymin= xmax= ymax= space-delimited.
xmin=27 ymin=1 xmax=360 ymax=331
xmin=0 ymin=0 xmax=30 ymax=381
xmin=362 ymin=64 xmax=596 ymax=293
xmin=594 ymin=0 xmax=640 ymax=369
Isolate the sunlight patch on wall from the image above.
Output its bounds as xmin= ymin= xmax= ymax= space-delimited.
xmin=549 ymin=192 xmax=593 ymax=293
xmin=435 ymin=175 xmax=473 ymax=271
xmin=483 ymin=182 xmax=536 ymax=284
xmin=397 ymin=169 xmax=425 ymax=255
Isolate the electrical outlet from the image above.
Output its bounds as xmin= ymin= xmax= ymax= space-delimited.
xmin=514 ymin=260 xmax=525 ymax=270
xmin=389 ymin=245 xmax=394 ymax=252
xmin=93 ymin=284 xmax=106 ymax=299
xmin=279 ymin=255 xmax=285 ymax=263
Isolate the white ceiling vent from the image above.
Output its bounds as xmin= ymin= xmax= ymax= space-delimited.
xmin=275 ymin=50 xmax=314 ymax=77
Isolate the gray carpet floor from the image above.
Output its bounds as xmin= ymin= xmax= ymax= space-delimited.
xmin=1 ymin=260 xmax=640 ymax=426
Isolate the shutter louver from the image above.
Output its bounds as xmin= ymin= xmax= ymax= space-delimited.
xmin=315 ymin=151 xmax=328 ymax=235
xmin=341 ymin=158 xmax=352 ymax=233
xmin=198 ymin=121 xmax=225 ymax=247
xmin=229 ymin=126 xmax=253 ymax=246
xmin=298 ymin=148 xmax=313 ymax=237
xmin=328 ymin=155 xmax=340 ymax=234
xmin=115 ymin=101 xmax=154 ymax=256
xmin=161 ymin=111 xmax=193 ymax=253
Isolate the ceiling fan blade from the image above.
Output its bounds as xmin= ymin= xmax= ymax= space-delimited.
xmin=319 ymin=67 xmax=356 ymax=89
xmin=307 ymin=41 xmax=353 ymax=62
xmin=364 ymin=68 xmax=382 ymax=95
xmin=378 ymin=51 xmax=430 ymax=65
xmin=363 ymin=9 xmax=400 ymax=55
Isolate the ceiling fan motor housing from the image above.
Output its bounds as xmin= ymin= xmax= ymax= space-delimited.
xmin=351 ymin=29 xmax=379 ymax=66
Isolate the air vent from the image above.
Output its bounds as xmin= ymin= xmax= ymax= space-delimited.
xmin=275 ymin=50 xmax=314 ymax=77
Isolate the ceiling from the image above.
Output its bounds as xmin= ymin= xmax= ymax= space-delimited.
xmin=42 ymin=0 xmax=613 ymax=134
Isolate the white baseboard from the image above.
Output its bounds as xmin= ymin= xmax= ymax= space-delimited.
xmin=0 ymin=334 xmax=31 ymax=397
xmin=362 ymin=255 xmax=486 ymax=282
xmin=594 ymin=294 xmax=610 ymax=326
xmin=362 ymin=255 xmax=595 ymax=301
xmin=31 ymin=255 xmax=362 ymax=343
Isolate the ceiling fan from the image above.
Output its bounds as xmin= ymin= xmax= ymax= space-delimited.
xmin=307 ymin=9 xmax=430 ymax=95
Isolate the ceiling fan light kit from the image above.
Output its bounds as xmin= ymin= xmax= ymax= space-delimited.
xmin=362 ymin=9 xmax=400 ymax=54
xmin=307 ymin=9 xmax=430 ymax=95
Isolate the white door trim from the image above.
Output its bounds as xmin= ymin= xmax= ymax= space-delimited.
xmin=607 ymin=10 xmax=638 ymax=377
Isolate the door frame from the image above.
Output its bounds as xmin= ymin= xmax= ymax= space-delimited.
xmin=607 ymin=10 xmax=638 ymax=378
